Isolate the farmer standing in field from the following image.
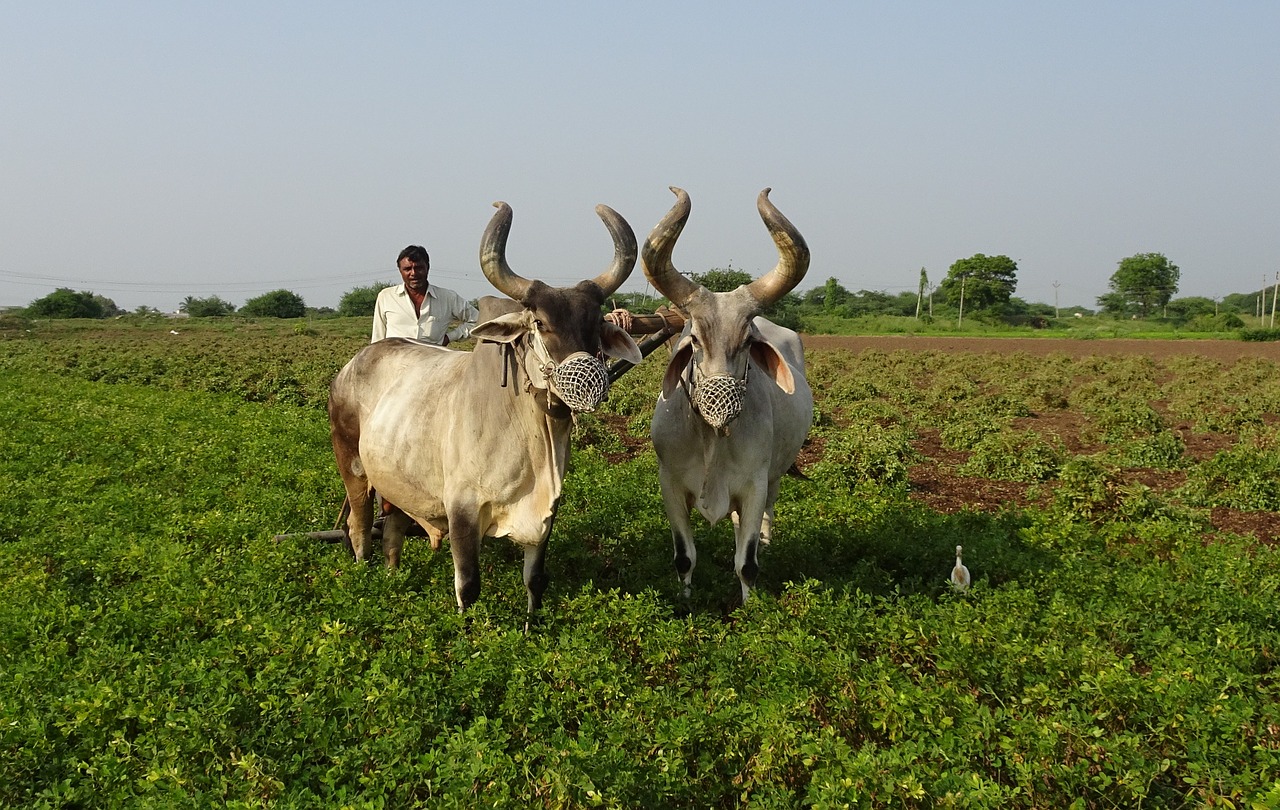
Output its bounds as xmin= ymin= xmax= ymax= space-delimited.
xmin=371 ymin=245 xmax=478 ymax=344
xmin=368 ymin=245 xmax=479 ymax=539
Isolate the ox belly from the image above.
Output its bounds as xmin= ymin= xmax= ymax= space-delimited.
xmin=361 ymin=404 xmax=568 ymax=550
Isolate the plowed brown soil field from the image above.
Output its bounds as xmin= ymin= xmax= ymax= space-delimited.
xmin=801 ymin=334 xmax=1280 ymax=362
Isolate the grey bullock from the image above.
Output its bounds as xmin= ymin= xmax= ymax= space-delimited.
xmin=643 ymin=187 xmax=813 ymax=603
xmin=328 ymin=201 xmax=642 ymax=612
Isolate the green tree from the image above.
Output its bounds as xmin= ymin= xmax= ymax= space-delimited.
xmin=181 ymin=295 xmax=236 ymax=317
xmin=1101 ymin=252 xmax=1180 ymax=316
xmin=822 ymin=277 xmax=851 ymax=313
xmin=939 ymin=254 xmax=1019 ymax=313
xmin=26 ymin=288 xmax=105 ymax=319
xmin=1166 ymin=296 xmax=1217 ymax=321
xmin=337 ymin=283 xmax=392 ymax=318
xmin=1221 ymin=290 xmax=1262 ymax=315
xmin=801 ymin=277 xmax=852 ymax=312
xmin=240 ymin=289 xmax=306 ymax=318
xmin=845 ymin=289 xmax=897 ymax=316
xmin=606 ymin=291 xmax=661 ymax=315
xmin=893 ymin=290 xmax=921 ymax=316
xmin=689 ymin=266 xmax=754 ymax=293
xmin=1095 ymin=291 xmax=1132 ymax=317
xmin=91 ymin=294 xmax=123 ymax=317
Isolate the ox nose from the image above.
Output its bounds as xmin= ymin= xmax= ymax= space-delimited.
xmin=692 ymin=375 xmax=746 ymax=428
xmin=548 ymin=353 xmax=610 ymax=413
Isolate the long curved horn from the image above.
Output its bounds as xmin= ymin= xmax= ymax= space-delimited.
xmin=589 ymin=204 xmax=638 ymax=297
xmin=479 ymin=201 xmax=535 ymax=301
xmin=744 ymin=188 xmax=810 ymax=307
xmin=641 ymin=187 xmax=702 ymax=308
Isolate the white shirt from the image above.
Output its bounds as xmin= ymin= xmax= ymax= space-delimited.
xmin=371 ymin=283 xmax=479 ymax=344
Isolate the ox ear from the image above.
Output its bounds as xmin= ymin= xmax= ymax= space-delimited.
xmin=600 ymin=321 xmax=643 ymax=365
xmin=661 ymin=335 xmax=695 ymax=400
xmin=471 ymin=311 xmax=532 ymax=344
xmin=750 ymin=339 xmax=797 ymax=395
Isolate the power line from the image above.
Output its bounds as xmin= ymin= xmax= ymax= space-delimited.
xmin=0 ymin=267 xmax=391 ymax=289
xmin=0 ymin=265 xmax=638 ymax=295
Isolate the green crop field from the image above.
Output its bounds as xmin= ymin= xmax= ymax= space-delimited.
xmin=2 ymin=318 xmax=1278 ymax=808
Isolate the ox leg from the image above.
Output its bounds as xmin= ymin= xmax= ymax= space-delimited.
xmin=523 ymin=499 xmax=559 ymax=615
xmin=447 ymin=509 xmax=482 ymax=612
xmin=760 ymin=476 xmax=783 ymax=547
xmin=664 ymin=489 xmax=698 ymax=599
xmin=344 ymin=487 xmax=376 ymax=563
xmin=733 ymin=491 xmax=770 ymax=604
xmin=730 ymin=505 xmax=773 ymax=548
xmin=523 ymin=541 xmax=549 ymax=615
xmin=381 ymin=509 xmax=413 ymax=569
xmin=759 ymin=506 xmax=775 ymax=546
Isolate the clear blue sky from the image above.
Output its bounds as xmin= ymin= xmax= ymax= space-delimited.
xmin=3 ymin=1 xmax=1277 ymax=313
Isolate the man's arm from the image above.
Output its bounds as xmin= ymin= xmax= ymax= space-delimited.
xmin=371 ymin=292 xmax=389 ymax=343
xmin=445 ymin=296 xmax=480 ymax=345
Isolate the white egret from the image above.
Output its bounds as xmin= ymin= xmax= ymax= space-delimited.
xmin=950 ymin=545 xmax=971 ymax=592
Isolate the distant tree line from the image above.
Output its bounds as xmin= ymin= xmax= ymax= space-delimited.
xmin=18 ymin=251 xmax=1278 ymax=328
xmin=20 ymin=288 xmax=314 ymax=320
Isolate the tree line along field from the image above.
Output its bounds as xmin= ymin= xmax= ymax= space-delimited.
xmin=1 ymin=317 xmax=1279 ymax=808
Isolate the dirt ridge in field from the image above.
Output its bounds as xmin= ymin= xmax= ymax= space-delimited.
xmin=801 ymin=334 xmax=1280 ymax=361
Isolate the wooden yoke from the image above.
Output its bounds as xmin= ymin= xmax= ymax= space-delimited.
xmin=604 ymin=306 xmax=685 ymax=383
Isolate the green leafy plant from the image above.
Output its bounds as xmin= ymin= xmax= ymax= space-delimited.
xmin=1105 ymin=429 xmax=1187 ymax=469
xmin=1052 ymin=456 xmax=1124 ymax=523
xmin=958 ymin=429 xmax=1064 ymax=481
xmin=1179 ymin=431 xmax=1280 ymax=510
xmin=939 ymin=415 xmax=1008 ymax=450
xmin=810 ymin=422 xmax=920 ymax=488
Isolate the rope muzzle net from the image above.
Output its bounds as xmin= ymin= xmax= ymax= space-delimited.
xmin=544 ymin=352 xmax=611 ymax=413
xmin=690 ymin=371 xmax=748 ymax=429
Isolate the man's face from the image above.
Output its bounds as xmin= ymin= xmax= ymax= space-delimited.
xmin=398 ymin=258 xmax=429 ymax=293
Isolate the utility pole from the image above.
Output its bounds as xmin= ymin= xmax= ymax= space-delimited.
xmin=1264 ymin=271 xmax=1274 ymax=327
xmin=1052 ymin=281 xmax=1060 ymax=319
xmin=915 ymin=267 xmax=927 ymax=319
xmin=957 ymin=274 xmax=967 ymax=327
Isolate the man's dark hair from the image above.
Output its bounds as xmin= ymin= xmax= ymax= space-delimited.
xmin=397 ymin=245 xmax=430 ymax=269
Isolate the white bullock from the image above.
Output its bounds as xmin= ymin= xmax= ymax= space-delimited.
xmin=643 ymin=187 xmax=813 ymax=603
